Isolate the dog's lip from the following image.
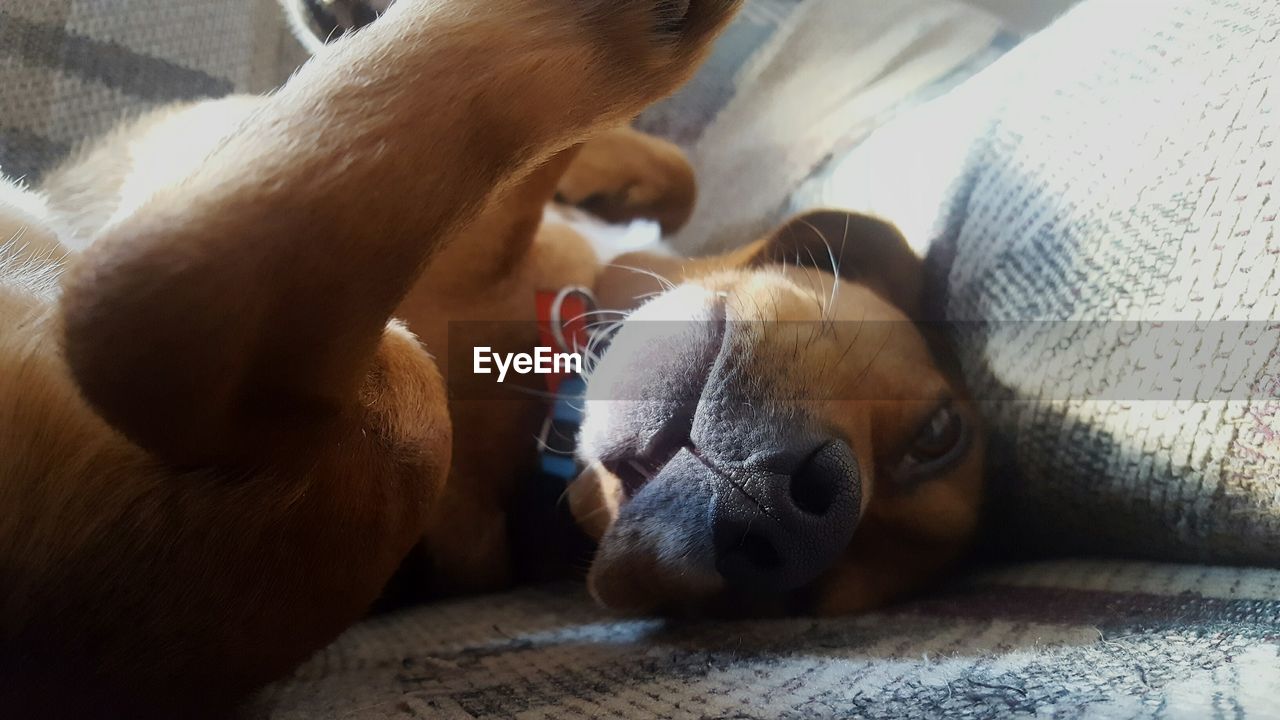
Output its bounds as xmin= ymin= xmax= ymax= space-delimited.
xmin=603 ymin=454 xmax=668 ymax=497
xmin=592 ymin=299 xmax=729 ymax=499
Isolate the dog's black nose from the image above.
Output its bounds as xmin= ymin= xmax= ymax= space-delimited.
xmin=710 ymin=439 xmax=861 ymax=594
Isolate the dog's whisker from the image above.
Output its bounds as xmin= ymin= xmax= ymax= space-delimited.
xmin=586 ymin=338 xmax=612 ymax=358
xmin=582 ymin=318 xmax=625 ymax=333
xmin=0 ymin=232 xmax=68 ymax=299
xmin=745 ymin=290 xmax=767 ymax=325
xmin=564 ymin=309 xmax=627 ymax=326
xmin=846 ymin=321 xmax=895 ymax=397
xmin=814 ymin=219 xmax=844 ymax=332
xmin=573 ymin=505 xmax=615 ymax=524
xmin=5 ymin=226 xmax=26 ymax=248
xmin=532 ymin=433 xmax=550 ymax=453
xmin=588 ymin=320 xmax=624 ymax=340
xmin=582 ymin=335 xmax=617 ymax=354
xmin=834 ymin=213 xmax=850 ymax=326
xmin=803 ymin=321 xmax=819 ymax=353
xmin=835 ymin=307 xmax=868 ymax=370
xmin=608 ymin=263 xmax=675 ymax=291
xmin=799 ymin=219 xmax=843 ymax=336
xmin=577 ymin=342 xmax=602 ymax=362
xmin=798 ymin=241 xmax=835 ymax=337
xmin=795 ymin=249 xmax=829 ymax=322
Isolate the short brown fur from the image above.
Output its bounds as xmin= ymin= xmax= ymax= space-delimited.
xmin=0 ymin=0 xmax=983 ymax=715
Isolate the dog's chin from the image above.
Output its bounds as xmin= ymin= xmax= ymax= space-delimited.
xmin=569 ymin=282 xmax=728 ymax=613
xmin=587 ymin=536 xmax=725 ymax=616
xmin=571 ymin=441 xmax=859 ymax=617
xmin=574 ymin=458 xmax=722 ymax=614
xmin=581 ymin=476 xmax=798 ymax=617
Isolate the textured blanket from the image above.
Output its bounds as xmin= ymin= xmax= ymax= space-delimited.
xmin=801 ymin=0 xmax=1280 ymax=565
xmin=252 ymin=560 xmax=1280 ymax=719
xmin=0 ymin=0 xmax=303 ymax=181
xmin=5 ymin=1 xmax=1279 ymax=717
xmin=945 ymin=0 xmax=1280 ymax=565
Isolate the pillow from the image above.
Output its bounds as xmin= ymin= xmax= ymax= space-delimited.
xmin=254 ymin=561 xmax=1280 ymax=718
xmin=0 ymin=0 xmax=305 ymax=181
xmin=635 ymin=0 xmax=1014 ymax=255
xmin=811 ymin=0 xmax=1280 ymax=563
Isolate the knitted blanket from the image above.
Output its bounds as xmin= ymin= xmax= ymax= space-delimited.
xmin=0 ymin=0 xmax=304 ymax=181
xmin=4 ymin=1 xmax=1279 ymax=717
xmin=947 ymin=0 xmax=1280 ymax=564
xmin=805 ymin=0 xmax=1280 ymax=565
xmin=252 ymin=561 xmax=1280 ymax=719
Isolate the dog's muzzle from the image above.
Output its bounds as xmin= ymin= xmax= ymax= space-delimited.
xmin=612 ymin=432 xmax=861 ymax=597
xmin=584 ymin=307 xmax=863 ymax=600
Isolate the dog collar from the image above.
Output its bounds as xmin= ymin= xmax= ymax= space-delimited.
xmin=534 ymin=287 xmax=598 ymax=483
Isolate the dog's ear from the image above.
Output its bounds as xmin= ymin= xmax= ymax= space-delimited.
xmin=752 ymin=210 xmax=924 ymax=320
xmin=595 ymin=210 xmax=924 ymax=316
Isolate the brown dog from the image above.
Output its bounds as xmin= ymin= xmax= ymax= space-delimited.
xmin=570 ymin=209 xmax=985 ymax=617
xmin=0 ymin=0 xmax=982 ymax=715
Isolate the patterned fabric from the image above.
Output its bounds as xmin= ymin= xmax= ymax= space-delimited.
xmin=0 ymin=0 xmax=306 ymax=182
xmin=939 ymin=0 xmax=1280 ymax=564
xmin=252 ymin=560 xmax=1280 ymax=719
xmin=6 ymin=0 xmax=1277 ymax=716
xmin=807 ymin=0 xmax=1280 ymax=564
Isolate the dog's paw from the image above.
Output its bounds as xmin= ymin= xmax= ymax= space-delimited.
xmin=284 ymin=0 xmax=741 ymax=153
xmin=302 ymin=0 xmax=740 ymax=120
xmin=285 ymin=0 xmax=739 ymax=61
xmin=468 ymin=0 xmax=738 ymax=133
xmin=590 ymin=0 xmax=742 ymax=44
xmin=417 ymin=0 xmax=743 ymax=144
xmin=556 ymin=127 xmax=697 ymax=235
xmin=574 ymin=0 xmax=743 ymax=93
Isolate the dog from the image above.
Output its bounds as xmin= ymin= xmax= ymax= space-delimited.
xmin=0 ymin=0 xmax=984 ymax=715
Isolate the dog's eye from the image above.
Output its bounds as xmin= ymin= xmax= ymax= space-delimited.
xmin=911 ymin=405 xmax=962 ymax=462
xmin=889 ymin=403 xmax=968 ymax=487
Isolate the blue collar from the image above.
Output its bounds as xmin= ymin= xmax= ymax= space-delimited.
xmin=537 ymin=374 xmax=588 ymax=481
xmin=533 ymin=286 xmax=598 ymax=483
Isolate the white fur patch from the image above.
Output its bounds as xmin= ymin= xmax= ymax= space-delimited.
xmin=0 ymin=177 xmax=67 ymax=301
xmin=543 ymin=205 xmax=677 ymax=264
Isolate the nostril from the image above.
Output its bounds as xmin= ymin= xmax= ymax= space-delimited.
xmin=789 ymin=464 xmax=836 ymax=517
xmin=707 ymin=439 xmax=862 ymax=595
xmin=735 ymin=532 xmax=782 ymax=570
xmin=788 ymin=440 xmax=855 ymax=516
xmin=714 ymin=522 xmax=786 ymax=590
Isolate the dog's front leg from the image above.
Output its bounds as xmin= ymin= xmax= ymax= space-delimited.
xmin=22 ymin=1 xmax=744 ymax=712
xmin=60 ymin=0 xmax=743 ymax=468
